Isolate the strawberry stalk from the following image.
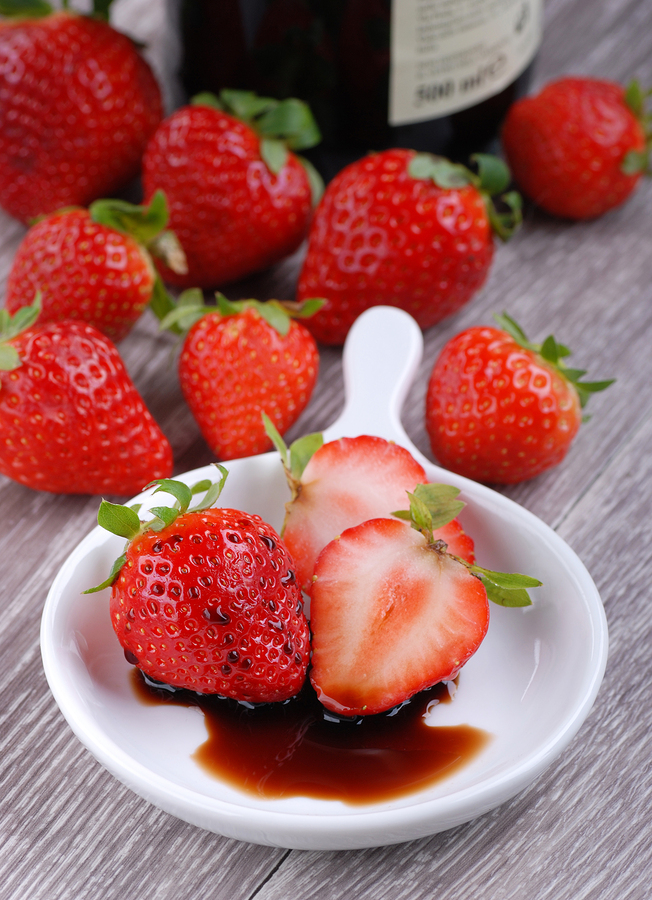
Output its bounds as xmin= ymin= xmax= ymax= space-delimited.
xmin=263 ymin=414 xmax=323 ymax=505
xmin=493 ymin=312 xmax=615 ymax=409
xmin=393 ymin=486 xmax=541 ymax=607
xmin=85 ymin=465 xmax=229 ymax=593
xmin=407 ymin=152 xmax=522 ymax=241
xmin=192 ymin=89 xmax=324 ymax=205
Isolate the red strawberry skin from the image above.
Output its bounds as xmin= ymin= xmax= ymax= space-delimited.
xmin=0 ymin=12 xmax=162 ymax=224
xmin=110 ymin=508 xmax=309 ymax=702
xmin=501 ymin=77 xmax=646 ymax=220
xmin=142 ymin=104 xmax=313 ymax=289
xmin=309 ymin=517 xmax=489 ymax=717
xmin=296 ymin=148 xmax=494 ymax=345
xmin=0 ymin=321 xmax=172 ymax=495
xmin=426 ymin=326 xmax=582 ymax=484
xmin=179 ymin=308 xmax=319 ymax=461
xmin=5 ymin=209 xmax=155 ymax=343
xmin=283 ymin=434 xmax=474 ymax=591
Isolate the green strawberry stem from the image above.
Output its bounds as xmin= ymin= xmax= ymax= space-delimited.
xmin=0 ymin=295 xmax=41 ymax=370
xmin=494 ymin=311 xmax=615 ymax=408
xmin=158 ymin=291 xmax=324 ymax=338
xmin=85 ymin=465 xmax=229 ymax=593
xmin=191 ymin=89 xmax=324 ymax=204
xmin=407 ymin=152 xmax=522 ymax=241
xmin=395 ymin=489 xmax=540 ymax=607
xmin=263 ymin=413 xmax=323 ymax=501
xmin=622 ymin=80 xmax=652 ymax=175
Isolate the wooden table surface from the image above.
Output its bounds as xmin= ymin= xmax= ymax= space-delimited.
xmin=2 ymin=1 xmax=652 ymax=897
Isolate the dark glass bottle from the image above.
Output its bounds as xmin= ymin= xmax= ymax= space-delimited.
xmin=175 ymin=0 xmax=542 ymax=181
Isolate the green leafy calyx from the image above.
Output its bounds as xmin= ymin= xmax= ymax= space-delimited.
xmin=90 ymin=190 xmax=187 ymax=275
xmin=494 ymin=311 xmax=615 ymax=409
xmin=158 ymin=291 xmax=324 ymax=338
xmin=392 ymin=483 xmax=465 ymax=530
xmin=622 ymin=80 xmax=652 ymax=175
xmin=407 ymin=152 xmax=522 ymax=241
xmin=84 ymin=466 xmax=229 ymax=593
xmin=395 ymin=487 xmax=540 ymax=607
xmin=0 ymin=294 xmax=42 ymax=371
xmin=0 ymin=0 xmax=52 ymax=16
xmin=0 ymin=0 xmax=113 ymax=19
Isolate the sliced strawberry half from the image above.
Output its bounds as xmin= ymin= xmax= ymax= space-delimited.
xmin=309 ymin=517 xmax=489 ymax=717
xmin=264 ymin=425 xmax=476 ymax=592
xmin=309 ymin=488 xmax=540 ymax=717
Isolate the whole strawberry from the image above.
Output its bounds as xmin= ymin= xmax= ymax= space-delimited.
xmin=426 ymin=313 xmax=614 ymax=484
xmin=88 ymin=470 xmax=310 ymax=702
xmin=142 ymin=89 xmax=322 ymax=289
xmin=0 ymin=3 xmax=163 ymax=224
xmin=296 ymin=149 xmax=521 ymax=345
xmin=501 ymin=77 xmax=651 ymax=219
xmin=0 ymin=303 xmax=172 ymax=494
xmin=5 ymin=193 xmax=186 ymax=343
xmin=162 ymin=293 xmax=320 ymax=462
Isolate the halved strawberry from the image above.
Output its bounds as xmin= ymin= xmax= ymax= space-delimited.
xmin=309 ymin=489 xmax=539 ymax=717
xmin=264 ymin=423 xmax=475 ymax=592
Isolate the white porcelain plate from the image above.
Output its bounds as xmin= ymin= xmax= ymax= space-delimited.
xmin=40 ymin=307 xmax=608 ymax=850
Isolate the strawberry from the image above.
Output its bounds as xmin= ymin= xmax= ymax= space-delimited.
xmin=141 ymin=89 xmax=323 ymax=289
xmin=296 ymin=149 xmax=521 ymax=345
xmin=0 ymin=4 xmax=163 ymax=224
xmin=87 ymin=469 xmax=310 ymax=702
xmin=4 ymin=192 xmax=186 ymax=344
xmin=501 ymin=77 xmax=651 ymax=219
xmin=425 ymin=313 xmax=614 ymax=484
xmin=309 ymin=486 xmax=539 ymax=717
xmin=0 ymin=302 xmax=172 ymax=495
xmin=265 ymin=424 xmax=475 ymax=593
xmin=161 ymin=293 xmax=320 ymax=462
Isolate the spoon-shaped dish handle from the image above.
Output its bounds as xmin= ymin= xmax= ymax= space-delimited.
xmin=323 ymin=306 xmax=423 ymax=446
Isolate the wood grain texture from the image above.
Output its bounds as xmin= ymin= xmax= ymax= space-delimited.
xmin=1 ymin=0 xmax=651 ymax=897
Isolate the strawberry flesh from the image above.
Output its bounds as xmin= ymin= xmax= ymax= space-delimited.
xmin=309 ymin=517 xmax=489 ymax=717
xmin=283 ymin=435 xmax=474 ymax=591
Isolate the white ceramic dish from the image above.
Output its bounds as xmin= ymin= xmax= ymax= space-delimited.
xmin=40 ymin=307 xmax=608 ymax=850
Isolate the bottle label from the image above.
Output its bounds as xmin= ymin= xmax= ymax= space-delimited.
xmin=389 ymin=0 xmax=542 ymax=125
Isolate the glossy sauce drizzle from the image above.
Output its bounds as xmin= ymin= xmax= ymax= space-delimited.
xmin=131 ymin=670 xmax=491 ymax=804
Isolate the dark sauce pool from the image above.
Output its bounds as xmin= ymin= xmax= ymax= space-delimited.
xmin=131 ymin=670 xmax=491 ymax=804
